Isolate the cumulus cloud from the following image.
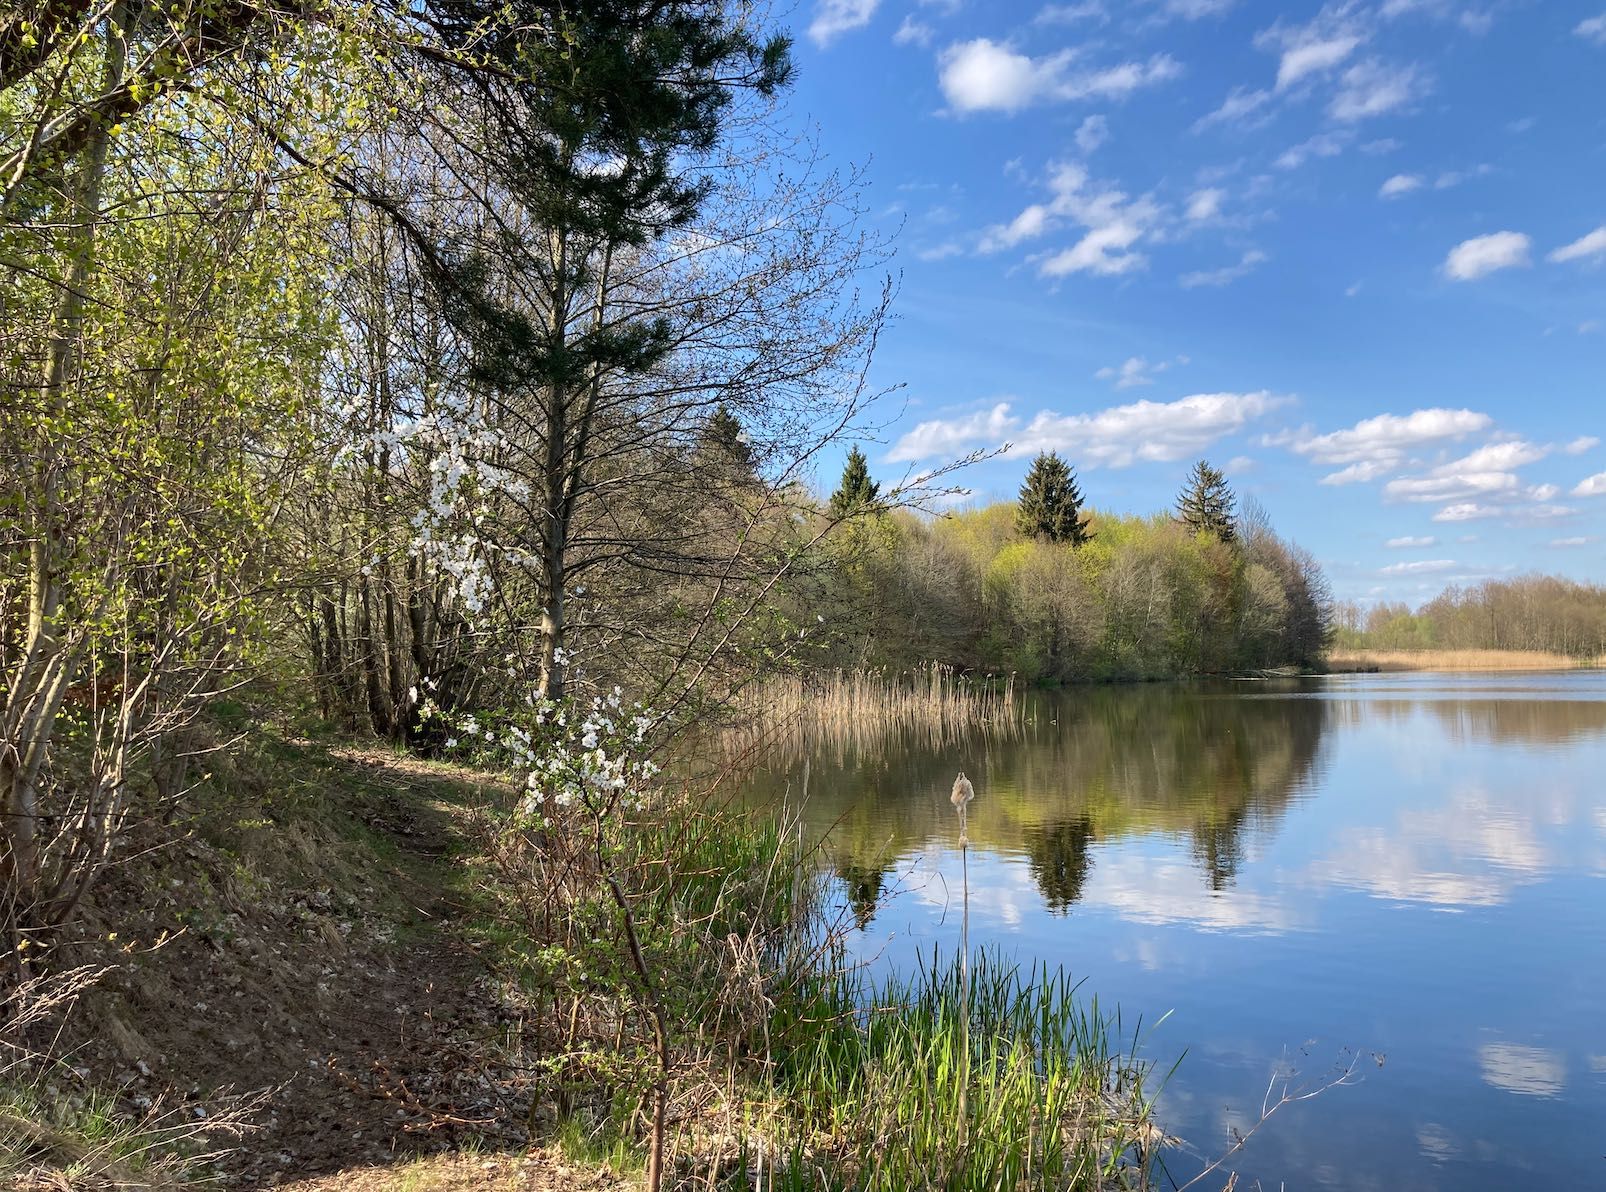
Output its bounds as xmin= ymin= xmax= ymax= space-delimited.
xmin=890 ymin=391 xmax=1284 ymax=465
xmin=1574 ymin=472 xmax=1606 ymax=497
xmin=1443 ymin=231 xmax=1531 ymax=281
xmin=809 ymin=0 xmax=880 ymax=47
xmin=1277 ymin=407 xmax=1492 ymax=481
xmin=979 ymin=162 xmax=1163 ymax=277
xmin=1383 ymin=440 xmax=1549 ymax=504
xmin=1564 ymin=436 xmax=1600 ymax=455
xmin=1548 ymin=226 xmax=1606 ymax=265
xmin=1386 ymin=535 xmax=1437 ymax=547
xmin=1180 ymin=249 xmax=1268 ymax=288
xmin=886 ymin=401 xmax=1020 ymax=463
xmin=1010 ymin=391 xmax=1287 ymax=466
xmin=1433 ymin=501 xmax=1577 ymax=523
xmin=1379 ymin=173 xmax=1424 ymax=198
xmin=938 ymin=39 xmax=1182 ymax=114
xmin=1576 ymin=13 xmax=1606 ymax=46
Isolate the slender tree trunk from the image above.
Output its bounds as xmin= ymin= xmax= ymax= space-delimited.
xmin=2 ymin=4 xmax=127 ymax=962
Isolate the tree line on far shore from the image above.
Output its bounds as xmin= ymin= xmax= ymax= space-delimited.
xmin=813 ymin=450 xmax=1335 ymax=683
xmin=1336 ymin=575 xmax=1606 ymax=658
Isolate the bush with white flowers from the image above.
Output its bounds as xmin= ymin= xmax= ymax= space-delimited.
xmin=419 ymin=686 xmax=662 ymax=826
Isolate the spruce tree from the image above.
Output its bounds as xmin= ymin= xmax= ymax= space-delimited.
xmin=1176 ymin=459 xmax=1237 ymax=544
xmin=829 ymin=446 xmax=881 ymax=517
xmin=702 ymin=404 xmax=755 ymax=472
xmin=1016 ymin=452 xmax=1093 ymax=546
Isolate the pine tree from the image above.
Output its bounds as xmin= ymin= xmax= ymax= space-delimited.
xmin=702 ymin=404 xmax=755 ymax=472
xmin=1016 ymin=452 xmax=1093 ymax=546
xmin=829 ymin=445 xmax=882 ymax=517
xmin=1176 ymin=459 xmax=1237 ymax=544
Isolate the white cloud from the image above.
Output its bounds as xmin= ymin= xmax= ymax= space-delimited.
xmin=1322 ymin=460 xmax=1395 ymax=484
xmin=1433 ymin=501 xmax=1578 ymax=523
xmin=1035 ymin=1 xmax=1107 ymax=24
xmin=1380 ymin=558 xmax=1457 ymax=574
xmin=1528 ymin=483 xmax=1561 ymax=501
xmin=1564 ymin=436 xmax=1600 ymax=455
xmin=1330 ymin=59 xmax=1426 ymax=121
xmin=1443 ymin=231 xmax=1531 ymax=281
xmin=1386 ymin=535 xmax=1437 ymax=548
xmin=1163 ymin=0 xmax=1238 ymax=17
xmin=1575 ymin=13 xmax=1606 ymax=46
xmin=916 ymin=240 xmax=965 ymax=261
xmin=1379 ymin=173 xmax=1424 ymax=198
xmin=937 ymin=39 xmax=1182 ymax=114
xmin=887 ymin=401 xmax=1020 ymax=463
xmin=1008 ymin=162 xmax=1164 ymax=277
xmin=893 ymin=16 xmax=934 ymax=47
xmin=1185 ymin=186 xmax=1225 ymax=221
xmin=1385 ymin=472 xmax=1518 ymax=503
xmin=1279 ymin=408 xmax=1492 ymax=479
xmin=1040 ymin=219 xmax=1153 ymax=276
xmin=1075 ymin=114 xmax=1110 ymax=154
xmin=1479 ymin=1043 xmax=1566 ymax=1098
xmin=1180 ymin=249 xmax=1268 ymax=288
xmin=1095 ymin=355 xmax=1175 ymax=389
xmin=1270 ymin=34 xmax=1365 ymax=89
xmin=1275 ymin=130 xmax=1349 ymax=170
xmin=1011 ymin=391 xmax=1287 ymax=466
xmin=1548 ymin=226 xmax=1606 ymax=265
xmin=1192 ymin=86 xmax=1274 ymax=132
xmin=1574 ymin=472 xmax=1606 ymax=497
xmin=1383 ymin=440 xmax=1549 ymax=504
xmin=1434 ymin=164 xmax=1492 ymax=189
xmin=1254 ymin=4 xmax=1373 ymax=89
xmin=809 ymin=0 xmax=880 ymax=47
xmin=977 ymin=204 xmax=1052 ymax=253
xmin=1550 ymin=536 xmax=1591 ymax=548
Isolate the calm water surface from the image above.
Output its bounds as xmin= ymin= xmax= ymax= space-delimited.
xmin=747 ymin=672 xmax=1606 ymax=1190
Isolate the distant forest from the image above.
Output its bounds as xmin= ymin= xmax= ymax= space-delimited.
xmin=1337 ymin=575 xmax=1606 ymax=657
xmin=813 ymin=452 xmax=1334 ymax=683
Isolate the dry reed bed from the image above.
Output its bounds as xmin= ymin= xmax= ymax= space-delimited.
xmin=724 ymin=665 xmax=1023 ymax=759
xmin=1327 ymin=648 xmax=1605 ymax=672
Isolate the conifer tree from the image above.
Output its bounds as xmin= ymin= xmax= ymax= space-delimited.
xmin=702 ymin=404 xmax=755 ymax=472
xmin=1176 ymin=459 xmax=1237 ymax=544
xmin=829 ymin=445 xmax=882 ymax=517
xmin=1016 ymin=452 xmax=1093 ymax=546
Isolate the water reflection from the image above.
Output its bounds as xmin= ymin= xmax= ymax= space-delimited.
xmin=750 ymin=676 xmax=1606 ymax=922
xmin=741 ymin=673 xmax=1606 ymax=1191
xmin=1477 ymin=1042 xmax=1568 ymax=1098
xmin=757 ymin=680 xmax=1333 ymax=915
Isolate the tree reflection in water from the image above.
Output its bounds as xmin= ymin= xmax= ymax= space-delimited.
xmin=744 ymin=679 xmax=1334 ymax=916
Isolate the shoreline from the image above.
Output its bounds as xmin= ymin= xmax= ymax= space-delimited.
xmin=1324 ymin=648 xmax=1604 ymax=673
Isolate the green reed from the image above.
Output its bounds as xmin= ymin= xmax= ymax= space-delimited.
xmin=751 ymin=945 xmax=1164 ymax=1191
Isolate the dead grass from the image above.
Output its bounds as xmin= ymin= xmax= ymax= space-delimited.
xmin=725 ymin=663 xmax=1022 ymax=758
xmin=1327 ymin=647 xmax=1604 ymax=672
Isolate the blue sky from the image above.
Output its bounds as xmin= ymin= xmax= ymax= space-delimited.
xmin=782 ymin=0 xmax=1606 ymax=604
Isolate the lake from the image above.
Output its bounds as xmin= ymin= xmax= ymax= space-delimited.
xmin=747 ymin=671 xmax=1606 ymax=1190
